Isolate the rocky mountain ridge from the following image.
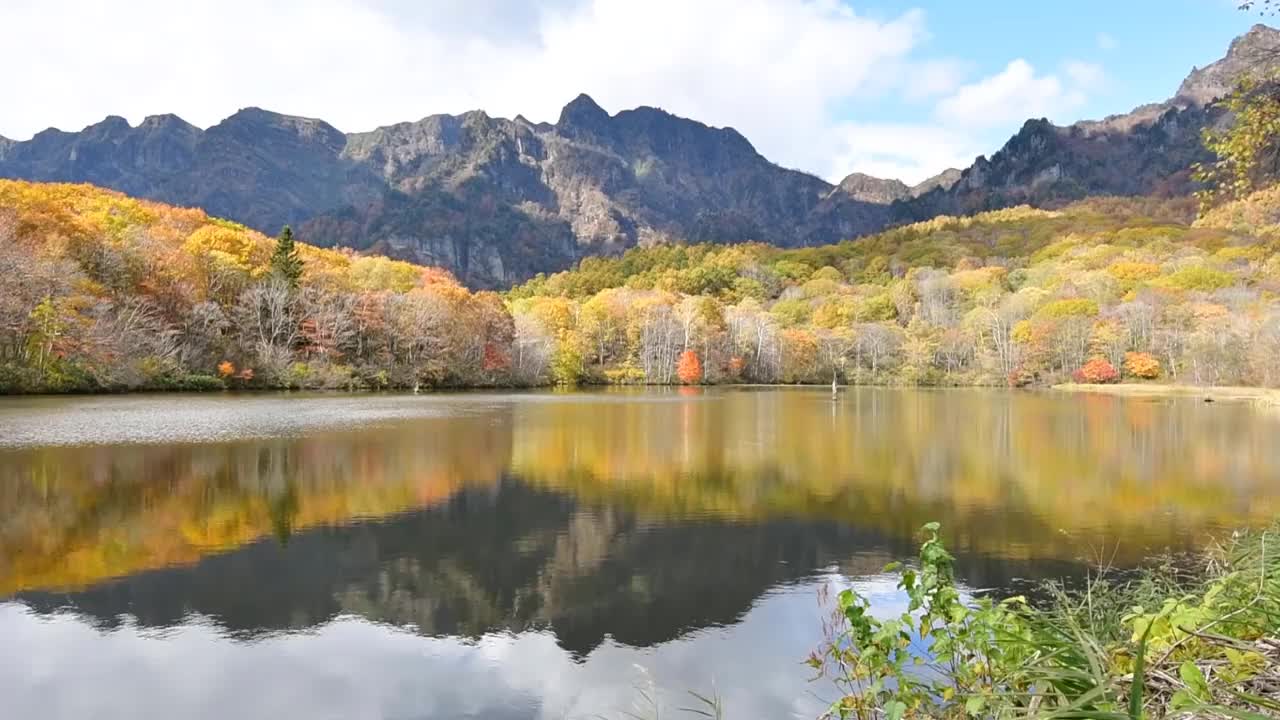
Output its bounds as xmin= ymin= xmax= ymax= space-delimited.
xmin=1 ymin=94 xmax=897 ymax=286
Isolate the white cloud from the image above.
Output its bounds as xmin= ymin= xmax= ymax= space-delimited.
xmin=0 ymin=0 xmax=922 ymax=177
xmin=0 ymin=0 xmax=1106 ymax=186
xmin=831 ymin=58 xmax=1106 ymax=184
xmin=826 ymin=123 xmax=979 ymax=186
xmin=1064 ymin=60 xmax=1107 ymax=92
xmin=934 ymin=59 xmax=1093 ymax=129
xmin=0 ymin=581 xmax=859 ymax=719
xmin=901 ymin=59 xmax=971 ymax=101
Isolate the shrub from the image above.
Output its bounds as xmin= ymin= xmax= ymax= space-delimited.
xmin=287 ymin=362 xmax=312 ymax=389
xmin=1074 ymin=356 xmax=1120 ymax=384
xmin=815 ymin=522 xmax=1280 ymax=720
xmin=1156 ymin=265 xmax=1236 ymax=292
xmin=603 ymin=364 xmax=647 ymax=385
xmin=167 ymin=374 xmax=226 ymax=392
xmin=1123 ymin=351 xmax=1161 ymax=380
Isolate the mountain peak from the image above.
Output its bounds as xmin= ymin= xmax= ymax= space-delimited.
xmin=214 ymin=107 xmax=346 ymax=151
xmin=557 ymin=93 xmax=611 ymax=132
xmin=78 ymin=116 xmax=133 ymax=138
xmin=909 ymin=168 xmax=962 ymax=197
xmin=1237 ymin=23 xmax=1280 ymax=51
xmin=139 ymin=113 xmax=196 ymax=131
xmin=223 ymin=106 xmax=285 ymax=124
xmin=92 ymin=115 xmax=131 ymax=129
xmin=1176 ymin=23 xmax=1280 ymax=106
xmin=834 ymin=172 xmax=910 ymax=204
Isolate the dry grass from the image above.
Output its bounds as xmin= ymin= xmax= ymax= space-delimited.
xmin=1052 ymin=383 xmax=1280 ymax=406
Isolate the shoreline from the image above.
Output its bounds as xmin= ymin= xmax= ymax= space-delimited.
xmin=1052 ymin=382 xmax=1280 ymax=405
xmin=6 ymin=381 xmax=1280 ymax=403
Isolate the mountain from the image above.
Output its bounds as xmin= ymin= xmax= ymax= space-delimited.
xmin=0 ymin=95 xmax=888 ymax=287
xmin=894 ymin=24 xmax=1280 ymax=223
xmin=911 ymin=168 xmax=963 ymax=196
xmin=829 ymin=169 xmax=962 ymax=204
xmin=0 ymin=111 xmax=384 ymax=232
xmin=831 ymin=172 xmax=911 ymax=204
xmin=0 ymin=26 xmax=1276 ymax=286
xmin=303 ymin=94 xmax=880 ymax=287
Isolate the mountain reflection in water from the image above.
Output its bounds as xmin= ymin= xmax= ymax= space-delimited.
xmin=2 ymin=388 xmax=1277 ymax=718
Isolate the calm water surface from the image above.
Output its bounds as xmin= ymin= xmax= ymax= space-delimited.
xmin=2 ymin=387 xmax=1278 ymax=719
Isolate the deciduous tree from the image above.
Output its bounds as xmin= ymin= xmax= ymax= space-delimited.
xmin=676 ymin=349 xmax=703 ymax=384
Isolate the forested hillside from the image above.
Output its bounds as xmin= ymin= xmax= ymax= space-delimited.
xmin=0 ymin=181 xmax=515 ymax=393
xmin=511 ymin=194 xmax=1280 ymax=387
xmin=6 ymin=178 xmax=1280 ymax=393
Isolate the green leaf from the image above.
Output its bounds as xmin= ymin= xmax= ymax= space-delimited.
xmin=965 ymin=695 xmax=986 ymax=716
xmin=884 ymin=700 xmax=906 ymax=720
xmin=1178 ymin=661 xmax=1209 ymax=700
xmin=1129 ymin=618 xmax=1154 ymax=720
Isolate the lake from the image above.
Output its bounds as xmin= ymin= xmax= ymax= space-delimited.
xmin=2 ymin=387 xmax=1278 ymax=719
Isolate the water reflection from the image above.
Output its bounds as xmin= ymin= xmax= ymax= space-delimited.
xmin=2 ymin=578 xmax=871 ymax=720
xmin=10 ymin=480 xmax=1073 ymax=653
xmin=1 ymin=388 xmax=1278 ymax=718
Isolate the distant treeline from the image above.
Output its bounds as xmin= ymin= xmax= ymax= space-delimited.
xmin=4 ymin=180 xmax=1280 ymax=393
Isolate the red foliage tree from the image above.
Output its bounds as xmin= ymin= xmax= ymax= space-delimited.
xmin=1074 ymin=357 xmax=1119 ymax=384
xmin=676 ymin=350 xmax=703 ymax=385
xmin=482 ymin=342 xmax=509 ymax=372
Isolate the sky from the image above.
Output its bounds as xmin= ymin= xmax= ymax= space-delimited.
xmin=0 ymin=0 xmax=1264 ymax=184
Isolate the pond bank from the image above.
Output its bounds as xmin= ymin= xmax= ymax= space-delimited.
xmin=1052 ymin=382 xmax=1280 ymax=405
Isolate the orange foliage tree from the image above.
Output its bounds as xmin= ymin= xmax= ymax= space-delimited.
xmin=676 ymin=350 xmax=703 ymax=384
xmin=1123 ymin=352 xmax=1161 ymax=380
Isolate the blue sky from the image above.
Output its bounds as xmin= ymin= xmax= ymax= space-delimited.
xmin=850 ymin=1 xmax=1254 ymax=131
xmin=0 ymin=0 xmax=1265 ymax=184
xmin=814 ymin=0 xmax=1261 ymax=181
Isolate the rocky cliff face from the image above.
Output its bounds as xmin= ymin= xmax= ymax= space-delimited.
xmin=893 ymin=104 xmax=1218 ymax=223
xmin=0 ymin=109 xmax=384 ymax=232
xmin=832 ymin=173 xmax=911 ymax=204
xmin=893 ymin=24 xmax=1280 ymax=224
xmin=1177 ymin=24 xmax=1280 ymax=105
xmin=1 ymin=25 xmax=1275 ymax=286
xmin=314 ymin=94 xmax=879 ymax=285
xmin=911 ymin=168 xmax=963 ymax=196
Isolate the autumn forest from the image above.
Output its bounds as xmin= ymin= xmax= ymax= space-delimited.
xmin=4 ymin=176 xmax=1280 ymax=394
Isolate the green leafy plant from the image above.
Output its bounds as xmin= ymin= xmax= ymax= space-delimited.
xmin=813 ymin=524 xmax=1280 ymax=719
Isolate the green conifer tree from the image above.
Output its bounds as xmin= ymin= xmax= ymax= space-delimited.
xmin=270 ymin=226 xmax=304 ymax=288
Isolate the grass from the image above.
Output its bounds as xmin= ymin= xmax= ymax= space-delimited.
xmin=810 ymin=523 xmax=1280 ymax=719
